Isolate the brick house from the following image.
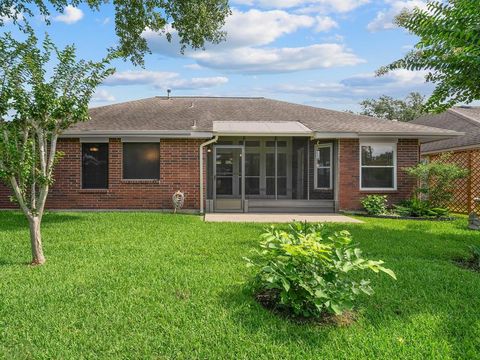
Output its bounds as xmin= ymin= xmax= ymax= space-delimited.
xmin=0 ymin=97 xmax=461 ymax=213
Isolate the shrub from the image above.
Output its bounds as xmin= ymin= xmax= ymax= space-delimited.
xmin=361 ymin=195 xmax=388 ymax=215
xmin=404 ymin=154 xmax=469 ymax=207
xmin=393 ymin=199 xmax=449 ymax=218
xmin=244 ymin=222 xmax=396 ymax=317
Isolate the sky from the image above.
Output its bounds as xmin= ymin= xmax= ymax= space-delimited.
xmin=1 ymin=0 xmax=434 ymax=112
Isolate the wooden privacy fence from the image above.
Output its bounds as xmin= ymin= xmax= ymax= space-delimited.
xmin=427 ymin=149 xmax=480 ymax=214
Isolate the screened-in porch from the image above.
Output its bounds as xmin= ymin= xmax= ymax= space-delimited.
xmin=205 ymin=137 xmax=337 ymax=213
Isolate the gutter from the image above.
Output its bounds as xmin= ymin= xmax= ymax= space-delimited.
xmin=199 ymin=136 xmax=218 ymax=214
xmin=60 ymin=130 xmax=214 ymax=139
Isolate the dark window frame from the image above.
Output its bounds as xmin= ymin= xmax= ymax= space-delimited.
xmin=81 ymin=143 xmax=109 ymax=189
xmin=122 ymin=142 xmax=160 ymax=180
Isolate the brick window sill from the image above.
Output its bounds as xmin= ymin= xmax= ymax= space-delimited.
xmin=78 ymin=189 xmax=109 ymax=194
xmin=359 ymin=190 xmax=399 ymax=194
xmin=121 ymin=179 xmax=160 ymax=184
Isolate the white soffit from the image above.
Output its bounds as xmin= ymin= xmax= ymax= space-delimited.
xmin=213 ymin=121 xmax=312 ymax=135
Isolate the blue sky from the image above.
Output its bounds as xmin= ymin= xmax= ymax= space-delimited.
xmin=2 ymin=0 xmax=433 ymax=111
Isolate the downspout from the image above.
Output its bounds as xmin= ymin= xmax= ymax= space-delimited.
xmin=199 ymin=136 xmax=218 ymax=214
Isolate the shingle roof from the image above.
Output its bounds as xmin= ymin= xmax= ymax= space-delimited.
xmin=65 ymin=96 xmax=461 ymax=138
xmin=411 ymin=107 xmax=480 ymax=153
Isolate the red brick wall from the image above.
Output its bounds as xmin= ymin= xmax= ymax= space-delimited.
xmin=0 ymin=138 xmax=206 ymax=211
xmin=338 ymin=139 xmax=419 ymax=210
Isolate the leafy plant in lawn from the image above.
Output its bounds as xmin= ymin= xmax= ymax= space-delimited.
xmin=393 ymin=199 xmax=449 ymax=218
xmin=245 ymin=222 xmax=396 ymax=318
xmin=361 ymin=195 xmax=388 ymax=215
xmin=404 ymin=154 xmax=469 ymax=208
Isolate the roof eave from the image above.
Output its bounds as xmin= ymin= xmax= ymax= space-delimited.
xmin=60 ymin=130 xmax=214 ymax=139
xmin=314 ymin=131 xmax=464 ymax=140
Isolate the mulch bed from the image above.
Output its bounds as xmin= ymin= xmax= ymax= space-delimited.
xmin=255 ymin=289 xmax=357 ymax=326
xmin=342 ymin=211 xmax=456 ymax=222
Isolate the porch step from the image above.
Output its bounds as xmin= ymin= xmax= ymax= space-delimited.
xmin=247 ymin=199 xmax=335 ymax=213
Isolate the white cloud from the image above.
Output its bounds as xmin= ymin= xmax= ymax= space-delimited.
xmin=341 ymin=69 xmax=428 ymax=87
xmin=183 ymin=63 xmax=204 ymax=70
xmin=92 ymin=89 xmax=116 ymax=102
xmin=272 ymin=69 xmax=430 ymax=100
xmin=191 ymin=44 xmax=364 ymax=73
xmin=143 ymin=8 xmax=362 ymax=74
xmin=367 ymin=0 xmax=426 ymax=32
xmin=143 ymin=9 xmax=315 ymax=53
xmin=104 ymin=71 xmax=178 ymax=86
xmin=54 ymin=5 xmax=84 ymax=24
xmin=103 ymin=71 xmax=228 ymax=90
xmin=223 ymin=9 xmax=314 ymax=47
xmin=232 ymin=0 xmax=369 ymax=12
xmin=315 ymin=16 xmax=338 ymax=32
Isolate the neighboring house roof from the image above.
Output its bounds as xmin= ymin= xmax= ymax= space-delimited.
xmin=63 ymin=96 xmax=462 ymax=140
xmin=411 ymin=107 xmax=480 ymax=153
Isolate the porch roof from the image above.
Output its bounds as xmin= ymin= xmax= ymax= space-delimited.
xmin=63 ymin=96 xmax=463 ymax=141
xmin=212 ymin=121 xmax=311 ymax=136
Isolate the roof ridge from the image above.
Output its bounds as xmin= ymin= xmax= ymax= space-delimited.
xmin=449 ymin=108 xmax=480 ymax=127
xmin=154 ymin=96 xmax=265 ymax=99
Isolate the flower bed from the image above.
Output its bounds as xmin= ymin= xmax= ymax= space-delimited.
xmin=342 ymin=210 xmax=456 ymax=221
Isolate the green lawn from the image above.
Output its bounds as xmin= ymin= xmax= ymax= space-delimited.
xmin=0 ymin=212 xmax=479 ymax=359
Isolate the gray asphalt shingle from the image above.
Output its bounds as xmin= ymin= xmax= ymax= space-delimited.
xmin=411 ymin=107 xmax=480 ymax=153
xmin=67 ymin=96 xmax=460 ymax=137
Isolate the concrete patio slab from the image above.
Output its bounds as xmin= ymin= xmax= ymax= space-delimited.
xmin=204 ymin=213 xmax=363 ymax=223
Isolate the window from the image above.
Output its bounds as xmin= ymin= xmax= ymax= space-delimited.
xmin=82 ymin=143 xmax=108 ymax=189
xmin=360 ymin=143 xmax=396 ymax=190
xmin=314 ymin=144 xmax=332 ymax=189
xmin=123 ymin=143 xmax=160 ymax=180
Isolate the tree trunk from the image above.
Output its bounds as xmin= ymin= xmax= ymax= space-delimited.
xmin=28 ymin=216 xmax=45 ymax=265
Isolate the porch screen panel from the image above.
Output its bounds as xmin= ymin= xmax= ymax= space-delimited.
xmin=244 ymin=140 xmax=261 ymax=196
xmin=266 ymin=153 xmax=275 ymax=195
xmin=82 ymin=143 xmax=108 ymax=189
xmin=277 ymin=153 xmax=287 ymax=195
xmin=265 ymin=139 xmax=288 ymax=197
xmin=245 ymin=153 xmax=260 ymax=195
xmin=216 ymin=151 xmax=234 ymax=195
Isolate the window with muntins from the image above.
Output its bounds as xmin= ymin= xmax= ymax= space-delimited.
xmin=82 ymin=143 xmax=108 ymax=189
xmin=314 ymin=144 xmax=332 ymax=189
xmin=123 ymin=143 xmax=160 ymax=180
xmin=360 ymin=143 xmax=396 ymax=190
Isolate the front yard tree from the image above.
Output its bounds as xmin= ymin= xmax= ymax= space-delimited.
xmin=0 ymin=0 xmax=230 ymax=65
xmin=0 ymin=32 xmax=113 ymax=265
xmin=378 ymin=0 xmax=480 ymax=112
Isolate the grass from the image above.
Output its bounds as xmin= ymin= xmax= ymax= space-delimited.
xmin=0 ymin=211 xmax=480 ymax=359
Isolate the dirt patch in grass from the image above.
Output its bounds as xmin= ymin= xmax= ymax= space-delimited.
xmin=454 ymin=258 xmax=480 ymax=272
xmin=255 ymin=289 xmax=357 ymax=327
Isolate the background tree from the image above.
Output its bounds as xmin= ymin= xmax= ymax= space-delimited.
xmin=377 ymin=0 xmax=480 ymax=112
xmin=0 ymin=32 xmax=114 ymax=265
xmin=0 ymin=0 xmax=231 ymax=65
xmin=359 ymin=92 xmax=426 ymax=121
